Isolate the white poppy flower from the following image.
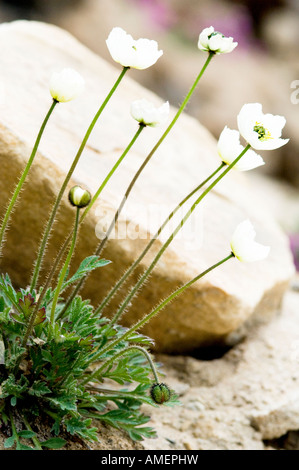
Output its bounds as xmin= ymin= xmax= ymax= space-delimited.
xmin=237 ymin=103 xmax=289 ymax=150
xmin=106 ymin=27 xmax=163 ymax=70
xmin=50 ymin=68 xmax=85 ymax=103
xmin=230 ymin=219 xmax=270 ymax=263
xmin=130 ymin=99 xmax=169 ymax=127
xmin=217 ymin=126 xmax=265 ymax=171
xmin=198 ymin=26 xmax=238 ymax=54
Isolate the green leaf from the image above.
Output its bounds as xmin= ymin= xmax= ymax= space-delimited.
xmin=0 ymin=296 xmax=5 ymax=312
xmin=10 ymin=396 xmax=17 ymax=406
xmin=4 ymin=435 xmax=15 ymax=448
xmin=29 ymin=381 xmax=51 ymax=397
xmin=41 ymin=438 xmax=66 ymax=449
xmin=48 ymin=396 xmax=77 ymax=411
xmin=18 ymin=430 xmax=37 ymax=439
xmin=61 ymin=256 xmax=111 ymax=291
xmin=18 ymin=293 xmax=36 ymax=320
xmin=16 ymin=442 xmax=34 ymax=450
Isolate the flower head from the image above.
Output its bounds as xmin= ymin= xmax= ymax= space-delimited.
xmin=217 ymin=126 xmax=265 ymax=171
xmin=198 ymin=26 xmax=238 ymax=54
xmin=230 ymin=219 xmax=270 ymax=263
xmin=237 ymin=103 xmax=289 ymax=150
xmin=106 ymin=27 xmax=163 ymax=69
xmin=150 ymin=383 xmax=171 ymax=404
xmin=130 ymin=99 xmax=169 ymax=127
xmin=50 ymin=68 xmax=85 ymax=103
xmin=68 ymin=186 xmax=91 ymax=208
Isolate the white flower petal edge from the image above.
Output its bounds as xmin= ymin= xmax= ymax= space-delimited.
xmin=106 ymin=27 xmax=163 ymax=70
xmin=198 ymin=26 xmax=238 ymax=54
xmin=130 ymin=99 xmax=169 ymax=127
xmin=217 ymin=126 xmax=265 ymax=171
xmin=230 ymin=219 xmax=270 ymax=263
xmin=237 ymin=103 xmax=289 ymax=150
xmin=50 ymin=68 xmax=85 ymax=103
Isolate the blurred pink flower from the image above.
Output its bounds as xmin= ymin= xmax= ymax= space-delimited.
xmin=289 ymin=233 xmax=299 ymax=271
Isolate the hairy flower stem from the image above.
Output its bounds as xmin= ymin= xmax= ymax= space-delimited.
xmin=22 ymin=205 xmax=79 ymax=346
xmin=31 ymin=123 xmax=145 ymax=319
xmin=94 ymin=253 xmax=234 ymax=361
xmin=95 ymin=161 xmax=226 ymax=318
xmin=0 ymin=99 xmax=57 ymax=255
xmin=63 ymin=52 xmax=215 ymax=302
xmin=108 ymin=145 xmax=251 ymax=327
xmin=81 ymin=345 xmax=159 ymax=386
xmin=30 ymin=66 xmax=129 ymax=292
xmin=49 ymin=208 xmax=80 ymax=332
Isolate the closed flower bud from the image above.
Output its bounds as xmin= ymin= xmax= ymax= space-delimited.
xmin=106 ymin=27 xmax=163 ymax=70
xmin=68 ymin=185 xmax=91 ymax=208
xmin=50 ymin=68 xmax=85 ymax=103
xmin=150 ymin=383 xmax=171 ymax=404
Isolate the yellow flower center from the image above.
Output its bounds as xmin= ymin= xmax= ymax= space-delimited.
xmin=253 ymin=122 xmax=272 ymax=141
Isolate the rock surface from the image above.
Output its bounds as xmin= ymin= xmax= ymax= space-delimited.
xmin=141 ymin=285 xmax=299 ymax=450
xmin=0 ymin=20 xmax=294 ymax=353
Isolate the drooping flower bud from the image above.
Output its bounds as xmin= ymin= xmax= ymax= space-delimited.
xmin=150 ymin=383 xmax=171 ymax=404
xmin=68 ymin=185 xmax=91 ymax=208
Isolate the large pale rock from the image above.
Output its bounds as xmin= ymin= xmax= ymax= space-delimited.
xmin=0 ymin=20 xmax=294 ymax=353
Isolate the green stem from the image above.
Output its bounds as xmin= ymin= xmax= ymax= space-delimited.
xmin=22 ymin=414 xmax=42 ymax=450
xmin=64 ymin=52 xmax=215 ymax=300
xmin=81 ymin=123 xmax=145 ymax=223
xmin=81 ymin=345 xmax=159 ymax=386
xmin=31 ymin=123 xmax=145 ymax=320
xmin=95 ymin=52 xmax=215 ymax=258
xmin=0 ymin=99 xmax=57 ymax=254
xmin=9 ymin=408 xmax=20 ymax=449
xmin=95 ymin=253 xmax=234 ymax=360
xmin=95 ymin=161 xmax=226 ymax=318
xmin=110 ymin=145 xmax=251 ymax=326
xmin=30 ymin=66 xmax=129 ymax=291
xmin=49 ymin=207 xmax=80 ymax=331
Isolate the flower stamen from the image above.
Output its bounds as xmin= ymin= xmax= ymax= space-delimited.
xmin=253 ymin=122 xmax=272 ymax=141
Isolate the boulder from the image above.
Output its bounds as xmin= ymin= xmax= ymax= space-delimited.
xmin=0 ymin=20 xmax=294 ymax=353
